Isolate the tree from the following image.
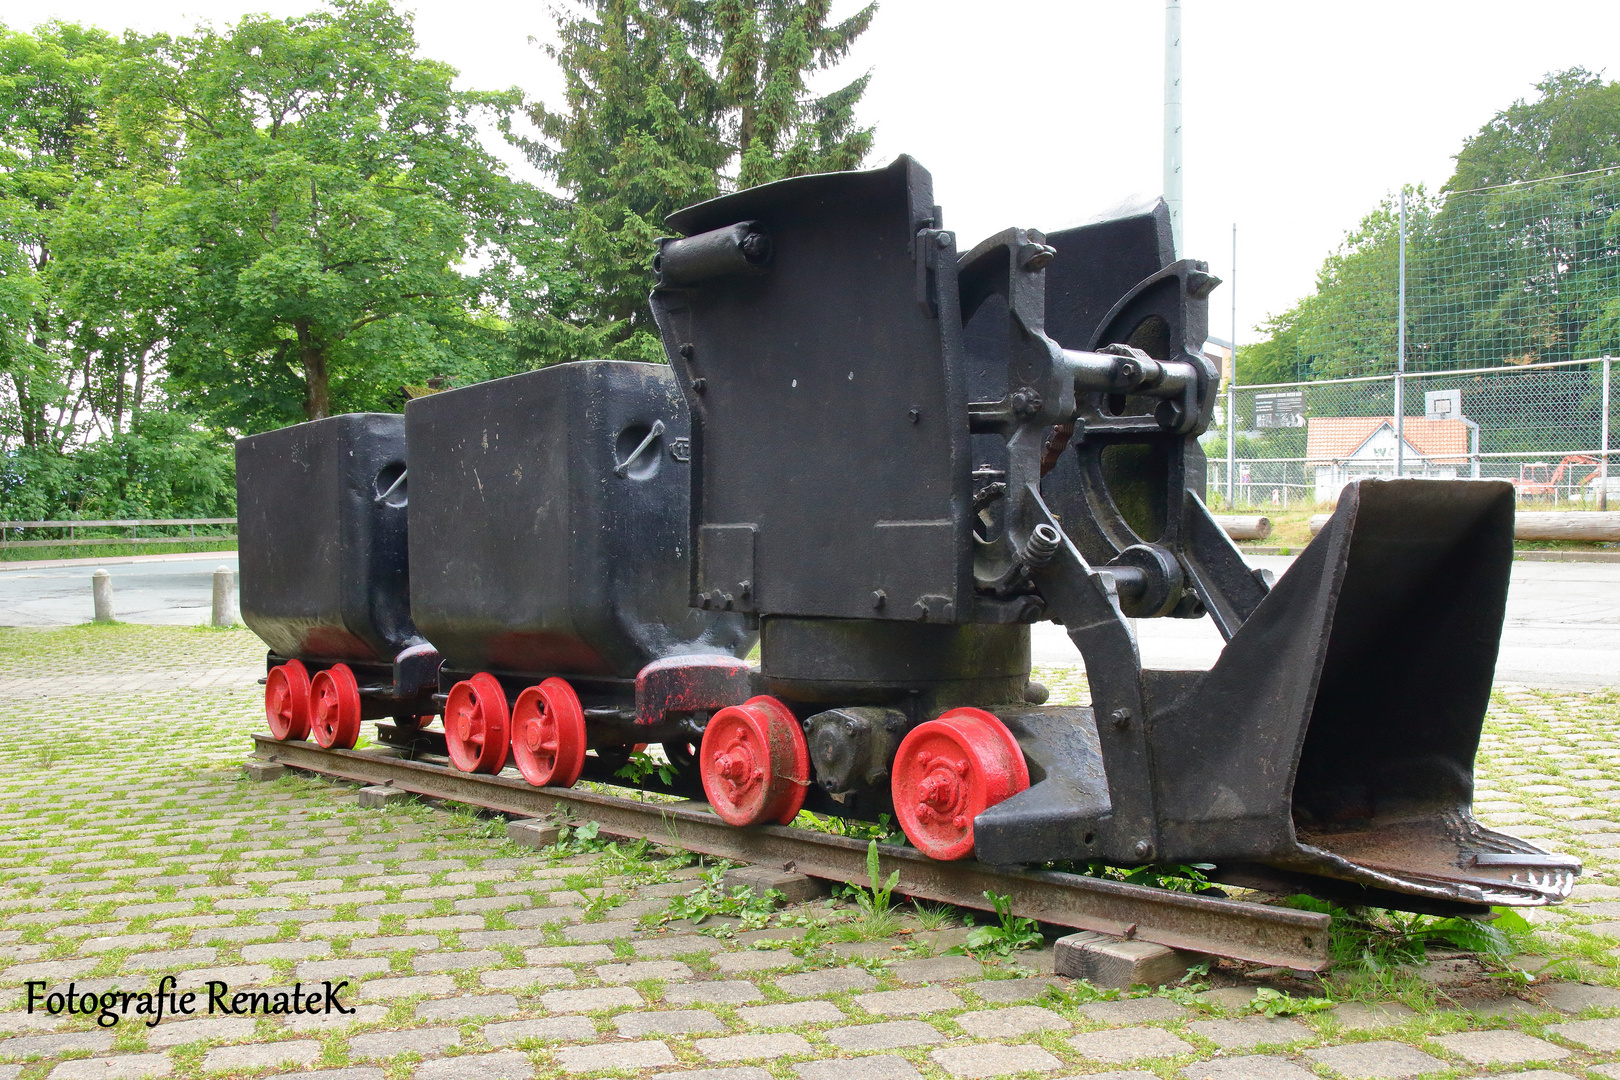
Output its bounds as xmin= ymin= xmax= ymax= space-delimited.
xmin=130 ymin=0 xmax=543 ymax=429
xmin=515 ymin=0 xmax=876 ymax=367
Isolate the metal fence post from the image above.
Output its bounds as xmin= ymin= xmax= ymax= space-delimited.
xmin=1394 ymin=188 xmax=1407 ymax=479
xmin=1603 ymin=355 xmax=1612 ymax=511
xmin=1227 ymin=223 xmax=1237 ymax=506
xmin=92 ymin=569 xmax=114 ymax=623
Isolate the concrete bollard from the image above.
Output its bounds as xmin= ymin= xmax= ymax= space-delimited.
xmin=92 ymin=569 xmax=114 ymax=622
xmin=212 ymin=566 xmax=237 ymax=627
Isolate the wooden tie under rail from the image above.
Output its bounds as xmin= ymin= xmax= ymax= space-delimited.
xmin=252 ymin=732 xmax=1331 ymax=972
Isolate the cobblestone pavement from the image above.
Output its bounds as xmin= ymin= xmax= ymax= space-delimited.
xmin=2 ymin=626 xmax=1620 ymax=1080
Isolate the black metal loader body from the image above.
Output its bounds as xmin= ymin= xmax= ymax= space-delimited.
xmin=404 ymin=360 xmax=754 ymax=719
xmin=651 ymin=156 xmax=1576 ymax=912
xmin=235 ymin=413 xmax=440 ymax=717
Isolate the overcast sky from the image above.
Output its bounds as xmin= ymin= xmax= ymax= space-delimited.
xmin=17 ymin=0 xmax=1620 ymax=346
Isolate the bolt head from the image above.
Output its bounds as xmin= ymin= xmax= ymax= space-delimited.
xmin=1133 ymin=839 xmax=1153 ymax=859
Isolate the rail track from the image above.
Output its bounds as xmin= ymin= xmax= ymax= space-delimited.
xmin=252 ymin=728 xmax=1332 ymax=973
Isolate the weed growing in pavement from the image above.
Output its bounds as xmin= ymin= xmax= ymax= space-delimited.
xmin=1248 ymin=987 xmax=1336 ymax=1017
xmin=952 ymin=892 xmax=1042 ymax=957
xmin=614 ymin=749 xmax=678 ymax=787
xmin=659 ymin=863 xmax=782 ymax=933
xmin=911 ymin=900 xmax=959 ymax=931
xmin=832 ymin=840 xmax=903 ymax=940
xmin=792 ymin=809 xmax=907 ymax=845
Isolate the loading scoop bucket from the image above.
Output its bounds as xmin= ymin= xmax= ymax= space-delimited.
xmin=978 ymin=478 xmax=1578 ymax=913
xmin=1150 ymin=478 xmax=1577 ymax=910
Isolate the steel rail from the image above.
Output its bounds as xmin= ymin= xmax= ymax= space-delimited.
xmin=254 ymin=734 xmax=1330 ymax=971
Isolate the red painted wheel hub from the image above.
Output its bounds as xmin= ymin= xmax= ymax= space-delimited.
xmin=309 ymin=664 xmax=362 ymax=750
xmin=511 ymin=677 xmax=586 ymax=788
xmin=892 ymin=707 xmax=1030 ymax=860
xmin=265 ymin=660 xmax=311 ymax=741
xmin=445 ymin=672 xmax=510 ymax=774
xmin=700 ymin=695 xmax=810 ymax=826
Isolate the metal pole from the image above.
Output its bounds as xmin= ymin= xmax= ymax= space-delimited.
xmin=92 ymin=569 xmax=114 ymax=623
xmin=1227 ymin=223 xmax=1237 ymax=506
xmin=1602 ymin=355 xmax=1612 ymax=511
xmin=1395 ymin=188 xmax=1407 ymax=479
xmin=1163 ymin=0 xmax=1183 ymax=255
xmin=212 ymin=566 xmax=237 ymax=628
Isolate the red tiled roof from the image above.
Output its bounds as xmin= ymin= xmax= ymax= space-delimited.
xmin=1305 ymin=417 xmax=1469 ymax=462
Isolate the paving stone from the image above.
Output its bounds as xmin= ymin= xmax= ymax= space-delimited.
xmin=562 ymin=920 xmax=638 ymax=942
xmin=1185 ymin=1017 xmax=1314 ymax=1049
xmin=0 ymin=1030 xmax=116 ymax=1058
xmin=633 ymin=935 xmax=727 ymax=957
xmin=351 ymin=1027 xmax=461 ymax=1058
xmin=523 ymin=944 xmax=614 ymax=966
xmin=122 ymin=947 xmax=217 ymax=971
xmin=413 ymin=949 xmax=501 ymax=972
xmin=738 ymin=1001 xmax=844 ymax=1028
xmin=665 ymin=980 xmax=765 ymax=1005
xmin=890 ymin=954 xmax=983 ymax=984
xmin=350 ymin=934 xmax=440 ymax=954
xmin=181 ymin=963 xmax=276 ymax=987
xmin=302 ymin=920 xmax=381 ymax=938
xmin=826 ymin=1020 xmax=944 ymax=1051
xmin=794 ymin=1057 xmax=921 ymax=1080
xmin=855 ymin=987 xmax=962 ymax=1017
xmin=240 ymin=939 xmax=330 ymax=961
xmin=652 ymin=1070 xmax=769 ymax=1080
xmin=616 ymin=1009 xmax=725 ymax=1036
xmin=1328 ymin=1001 xmax=1419 ymax=1029
xmin=1079 ymin=998 xmax=1187 ymax=1024
xmin=460 ymin=929 xmax=544 ymax=949
xmin=1542 ymin=982 xmax=1620 ymax=1012
xmin=45 ymin=1054 xmax=173 ymax=1079
xmin=481 ymin=966 xmax=576 ymax=990
xmin=541 ymin=985 xmax=643 ymax=1013
xmin=484 ymin=1016 xmax=597 ymax=1046
xmin=284 ymin=1004 xmax=391 ymax=1031
xmin=1179 ymin=1058 xmax=1316 ymax=1080
xmin=775 ymin=967 xmax=879 ymax=997
xmin=955 ymin=1004 xmax=1071 ymax=1038
xmin=201 ymin=1040 xmax=323 ymax=1071
xmin=298 ymin=957 xmax=389 ymax=981
xmin=145 ymin=1016 xmax=258 ymax=1047
xmin=556 ymin=1040 xmax=676 ymax=1073
xmin=414 ymin=993 xmax=519 ymax=1021
xmin=80 ymin=933 xmax=169 ymax=953
xmin=1068 ymin=1027 xmax=1194 ymax=1063
xmin=1430 ymin=1029 xmax=1572 ymax=1064
xmin=929 ymin=1042 xmax=1061 ymax=1078
xmin=597 ymin=960 xmax=693 ymax=983
xmin=358 ymin=974 xmax=458 ymax=1000
xmin=697 ymin=1032 xmax=814 ymax=1062
xmin=963 ymin=978 xmax=1060 ymax=1003
xmin=1303 ymin=1041 xmax=1447 ymax=1078
xmin=1544 ymin=1015 xmax=1620 ymax=1049
xmin=407 ymin=916 xmax=484 ymax=932
xmin=714 ymin=950 xmax=803 ymax=974
xmin=413 ymin=1052 xmax=535 ymax=1080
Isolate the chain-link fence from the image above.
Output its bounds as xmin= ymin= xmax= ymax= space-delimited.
xmin=1201 ymin=357 xmax=1616 ymax=511
xmin=1211 ymin=166 xmax=1620 ymax=510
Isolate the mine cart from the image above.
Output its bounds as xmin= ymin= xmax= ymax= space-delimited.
xmin=404 ymin=360 xmax=755 ymax=789
xmin=237 ymin=413 xmax=440 ymax=749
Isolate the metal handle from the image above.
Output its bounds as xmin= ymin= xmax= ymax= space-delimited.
xmin=374 ymin=468 xmax=407 ymax=504
xmin=614 ymin=420 xmax=665 ymax=477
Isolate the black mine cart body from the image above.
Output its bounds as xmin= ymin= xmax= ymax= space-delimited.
xmin=239 ymin=155 xmax=1578 ymax=917
xmin=236 ymin=412 xmax=440 ymax=750
xmin=403 ymin=360 xmax=755 ymax=788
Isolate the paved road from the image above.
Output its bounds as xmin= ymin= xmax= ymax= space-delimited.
xmin=1037 ymin=555 xmax=1620 ymax=691
xmin=0 ymin=553 xmax=239 ymax=627
xmin=1 ymin=552 xmax=1614 ymax=690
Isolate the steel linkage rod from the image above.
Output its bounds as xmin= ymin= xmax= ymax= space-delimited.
xmin=254 ymin=736 xmax=1329 ymax=971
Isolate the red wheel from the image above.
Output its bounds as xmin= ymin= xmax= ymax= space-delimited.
xmin=396 ymin=714 xmax=436 ymax=730
xmin=512 ymin=678 xmax=586 ymax=788
xmin=893 ymin=707 xmax=1030 ymax=861
xmin=444 ymin=673 xmax=510 ymax=774
xmin=309 ymin=664 xmax=362 ymax=750
xmin=265 ymin=660 xmax=311 ymax=741
xmin=700 ymin=695 xmax=810 ymax=826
